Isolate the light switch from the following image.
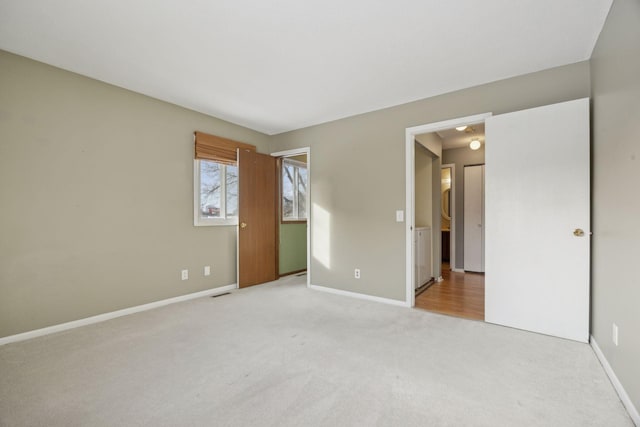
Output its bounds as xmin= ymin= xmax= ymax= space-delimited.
xmin=396 ymin=210 xmax=404 ymax=222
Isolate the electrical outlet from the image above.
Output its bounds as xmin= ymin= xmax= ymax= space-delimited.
xmin=354 ymin=268 xmax=360 ymax=279
xmin=612 ymin=323 xmax=619 ymax=346
xmin=181 ymin=269 xmax=189 ymax=281
xmin=204 ymin=266 xmax=211 ymax=276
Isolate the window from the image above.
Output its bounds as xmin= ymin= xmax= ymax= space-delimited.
xmin=194 ymin=159 xmax=238 ymax=226
xmin=282 ymin=158 xmax=307 ymax=221
xmin=193 ymin=131 xmax=256 ymax=226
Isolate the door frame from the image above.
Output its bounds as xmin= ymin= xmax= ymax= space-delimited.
xmin=405 ymin=113 xmax=492 ymax=307
xmin=271 ymin=147 xmax=311 ymax=287
xmin=441 ymin=163 xmax=456 ymax=271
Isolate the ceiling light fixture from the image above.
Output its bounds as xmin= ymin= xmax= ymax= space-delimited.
xmin=469 ymin=139 xmax=481 ymax=150
xmin=455 ymin=126 xmax=468 ymax=131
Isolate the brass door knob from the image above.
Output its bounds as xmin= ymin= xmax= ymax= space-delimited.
xmin=573 ymin=228 xmax=584 ymax=237
xmin=240 ymin=222 xmax=247 ymax=229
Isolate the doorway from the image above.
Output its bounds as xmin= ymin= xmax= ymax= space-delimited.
xmin=405 ymin=113 xmax=491 ymax=309
xmin=411 ymin=121 xmax=487 ymax=321
xmin=407 ymin=99 xmax=590 ymax=342
xmin=237 ymin=147 xmax=312 ymax=289
xmin=278 ymin=153 xmax=308 ymax=277
xmin=415 ymin=268 xmax=485 ymax=320
xmin=271 ymin=148 xmax=312 ymax=287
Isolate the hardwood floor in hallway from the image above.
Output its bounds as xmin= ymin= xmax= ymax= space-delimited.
xmin=415 ymin=264 xmax=485 ymax=321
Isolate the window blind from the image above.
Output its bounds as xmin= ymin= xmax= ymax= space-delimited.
xmin=194 ymin=131 xmax=256 ymax=165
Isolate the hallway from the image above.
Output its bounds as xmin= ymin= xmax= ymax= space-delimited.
xmin=415 ymin=264 xmax=484 ymax=321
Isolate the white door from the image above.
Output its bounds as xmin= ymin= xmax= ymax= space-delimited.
xmin=485 ymin=98 xmax=590 ymax=343
xmin=464 ymin=165 xmax=484 ymax=272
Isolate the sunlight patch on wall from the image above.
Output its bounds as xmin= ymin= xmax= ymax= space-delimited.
xmin=312 ymin=203 xmax=331 ymax=269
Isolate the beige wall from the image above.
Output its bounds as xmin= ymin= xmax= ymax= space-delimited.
xmin=0 ymin=51 xmax=592 ymax=336
xmin=0 ymin=51 xmax=270 ymax=337
xmin=414 ymin=132 xmax=443 ymax=278
xmin=271 ymin=61 xmax=590 ymax=301
xmin=415 ymin=132 xmax=442 ymax=159
xmin=591 ymin=0 xmax=640 ymax=413
xmin=414 ymin=144 xmax=433 ymax=228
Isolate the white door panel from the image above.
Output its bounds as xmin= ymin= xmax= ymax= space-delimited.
xmin=485 ymin=98 xmax=590 ymax=343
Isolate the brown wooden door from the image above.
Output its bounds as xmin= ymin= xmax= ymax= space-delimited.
xmin=238 ymin=149 xmax=278 ymax=288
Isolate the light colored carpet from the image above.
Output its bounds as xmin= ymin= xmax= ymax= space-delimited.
xmin=0 ymin=275 xmax=633 ymax=426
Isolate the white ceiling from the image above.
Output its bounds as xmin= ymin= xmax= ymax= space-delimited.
xmin=438 ymin=123 xmax=486 ymax=151
xmin=0 ymin=1 xmax=612 ymax=135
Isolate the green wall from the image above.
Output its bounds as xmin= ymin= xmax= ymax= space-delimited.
xmin=279 ymin=223 xmax=307 ymax=275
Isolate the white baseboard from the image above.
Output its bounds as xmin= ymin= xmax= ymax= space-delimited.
xmin=452 ymin=268 xmax=465 ymax=273
xmin=0 ymin=284 xmax=237 ymax=346
xmin=590 ymin=336 xmax=640 ymax=426
xmin=309 ymin=284 xmax=408 ymax=307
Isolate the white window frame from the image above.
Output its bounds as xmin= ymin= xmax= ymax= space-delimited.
xmin=193 ymin=159 xmax=239 ymax=226
xmin=281 ymin=158 xmax=308 ymax=222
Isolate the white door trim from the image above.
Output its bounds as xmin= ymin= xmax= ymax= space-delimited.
xmin=271 ymin=147 xmax=311 ymax=288
xmin=405 ymin=113 xmax=492 ymax=307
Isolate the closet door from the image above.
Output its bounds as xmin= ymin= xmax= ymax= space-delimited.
xmin=464 ymin=165 xmax=484 ymax=272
